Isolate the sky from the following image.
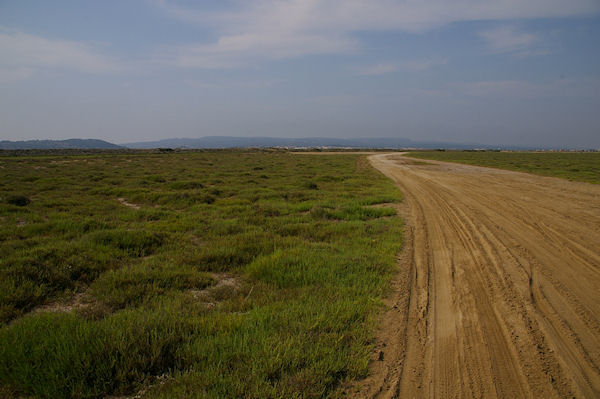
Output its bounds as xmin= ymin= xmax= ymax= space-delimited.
xmin=1 ymin=1 xmax=599 ymax=148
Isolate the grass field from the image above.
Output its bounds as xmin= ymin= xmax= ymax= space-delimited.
xmin=407 ymin=151 xmax=600 ymax=184
xmin=0 ymin=150 xmax=403 ymax=398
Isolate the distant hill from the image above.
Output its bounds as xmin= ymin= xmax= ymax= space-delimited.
xmin=122 ymin=136 xmax=505 ymax=150
xmin=0 ymin=137 xmax=538 ymax=151
xmin=0 ymin=139 xmax=124 ymax=150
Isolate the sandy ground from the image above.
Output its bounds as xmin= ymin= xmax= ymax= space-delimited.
xmin=352 ymin=153 xmax=600 ymax=398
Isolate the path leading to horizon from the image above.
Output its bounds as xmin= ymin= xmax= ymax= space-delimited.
xmin=354 ymin=153 xmax=600 ymax=398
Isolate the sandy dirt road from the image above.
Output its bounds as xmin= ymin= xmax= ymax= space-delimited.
xmin=353 ymin=153 xmax=600 ymax=398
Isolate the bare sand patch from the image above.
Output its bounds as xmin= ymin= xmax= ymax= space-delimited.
xmin=118 ymin=197 xmax=141 ymax=210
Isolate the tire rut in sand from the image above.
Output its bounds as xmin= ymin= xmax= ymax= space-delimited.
xmin=351 ymin=153 xmax=600 ymax=398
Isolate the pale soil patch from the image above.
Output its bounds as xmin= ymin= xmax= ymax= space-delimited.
xmin=189 ymin=235 xmax=204 ymax=247
xmin=104 ymin=373 xmax=171 ymax=399
xmin=34 ymin=292 xmax=91 ymax=314
xmin=351 ymin=153 xmax=600 ymax=398
xmin=118 ymin=197 xmax=141 ymax=210
xmin=190 ymin=273 xmax=242 ymax=309
xmin=366 ymin=202 xmax=400 ymax=218
xmin=50 ymin=160 xmax=83 ymax=164
xmin=367 ymin=202 xmax=401 ymax=210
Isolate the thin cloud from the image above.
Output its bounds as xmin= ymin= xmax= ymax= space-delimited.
xmin=310 ymin=94 xmax=364 ymax=106
xmin=0 ymin=67 xmax=34 ymax=83
xmin=397 ymin=59 xmax=448 ymax=70
xmin=354 ymin=59 xmax=447 ymax=75
xmin=355 ymin=63 xmax=399 ymax=76
xmin=186 ymin=78 xmax=286 ymax=89
xmin=449 ymin=78 xmax=600 ymax=99
xmin=166 ymin=33 xmax=357 ymax=69
xmin=153 ymin=0 xmax=599 ymax=68
xmin=0 ymin=29 xmax=123 ymax=79
xmin=480 ymin=26 xmax=539 ymax=54
xmin=149 ymin=0 xmax=238 ymax=26
xmin=156 ymin=0 xmax=600 ymax=33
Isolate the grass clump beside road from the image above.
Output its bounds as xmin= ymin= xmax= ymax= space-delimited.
xmin=408 ymin=150 xmax=600 ymax=184
xmin=0 ymin=150 xmax=403 ymax=398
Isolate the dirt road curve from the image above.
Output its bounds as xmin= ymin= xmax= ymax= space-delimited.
xmin=354 ymin=153 xmax=600 ymax=398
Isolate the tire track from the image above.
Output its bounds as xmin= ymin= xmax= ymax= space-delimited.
xmin=353 ymin=153 xmax=600 ymax=398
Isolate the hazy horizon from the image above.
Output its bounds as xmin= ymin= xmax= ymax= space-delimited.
xmin=1 ymin=1 xmax=599 ymax=149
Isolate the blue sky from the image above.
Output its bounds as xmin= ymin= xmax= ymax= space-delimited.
xmin=1 ymin=1 xmax=599 ymax=148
